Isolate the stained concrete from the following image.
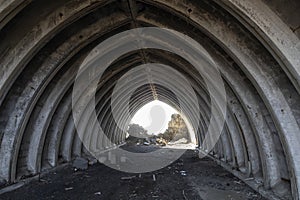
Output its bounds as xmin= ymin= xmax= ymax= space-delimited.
xmin=0 ymin=149 xmax=266 ymax=200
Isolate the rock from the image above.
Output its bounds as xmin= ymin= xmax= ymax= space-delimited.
xmin=88 ymin=158 xmax=98 ymax=165
xmin=0 ymin=178 xmax=7 ymax=187
xmin=168 ymin=138 xmax=188 ymax=145
xmin=157 ymin=114 xmax=190 ymax=143
xmin=121 ymin=176 xmax=136 ymax=180
xmin=180 ymin=171 xmax=187 ymax=176
xmin=65 ymin=187 xmax=73 ymax=191
xmin=72 ymin=157 xmax=88 ymax=170
xmin=152 ymin=174 xmax=156 ymax=181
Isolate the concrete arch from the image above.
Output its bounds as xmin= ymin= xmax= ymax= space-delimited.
xmin=0 ymin=0 xmax=299 ymax=199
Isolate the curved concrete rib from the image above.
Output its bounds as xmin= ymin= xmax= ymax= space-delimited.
xmin=0 ymin=0 xmax=299 ymax=199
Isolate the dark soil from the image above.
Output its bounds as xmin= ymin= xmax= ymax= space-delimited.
xmin=1 ymin=147 xmax=266 ymax=200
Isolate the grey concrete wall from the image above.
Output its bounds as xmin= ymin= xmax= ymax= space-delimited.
xmin=0 ymin=0 xmax=299 ymax=199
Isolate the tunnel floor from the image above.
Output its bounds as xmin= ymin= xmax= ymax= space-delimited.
xmin=1 ymin=148 xmax=265 ymax=200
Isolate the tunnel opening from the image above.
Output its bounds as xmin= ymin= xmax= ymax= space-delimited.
xmin=130 ymin=100 xmax=179 ymax=136
xmin=126 ymin=99 xmax=197 ymax=148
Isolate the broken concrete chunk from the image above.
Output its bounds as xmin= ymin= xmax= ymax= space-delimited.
xmin=121 ymin=176 xmax=136 ymax=180
xmin=152 ymin=174 xmax=156 ymax=181
xmin=65 ymin=187 xmax=73 ymax=191
xmin=72 ymin=157 xmax=88 ymax=170
xmin=0 ymin=178 xmax=7 ymax=187
xmin=88 ymin=158 xmax=98 ymax=165
xmin=180 ymin=171 xmax=187 ymax=176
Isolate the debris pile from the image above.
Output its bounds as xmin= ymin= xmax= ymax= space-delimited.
xmin=126 ymin=114 xmax=190 ymax=146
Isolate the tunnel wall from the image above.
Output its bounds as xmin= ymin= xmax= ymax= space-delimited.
xmin=0 ymin=0 xmax=299 ymax=199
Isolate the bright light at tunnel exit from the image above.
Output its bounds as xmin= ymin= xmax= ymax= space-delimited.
xmin=130 ymin=100 xmax=179 ymax=135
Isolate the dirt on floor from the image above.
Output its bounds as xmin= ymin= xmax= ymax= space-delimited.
xmin=1 ymin=146 xmax=266 ymax=200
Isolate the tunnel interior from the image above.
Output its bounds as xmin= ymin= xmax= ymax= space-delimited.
xmin=0 ymin=0 xmax=300 ymax=199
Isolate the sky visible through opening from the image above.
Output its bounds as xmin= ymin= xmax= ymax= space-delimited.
xmin=131 ymin=100 xmax=179 ymax=135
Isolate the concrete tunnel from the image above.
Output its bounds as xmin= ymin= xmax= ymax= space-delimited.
xmin=0 ymin=0 xmax=300 ymax=199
